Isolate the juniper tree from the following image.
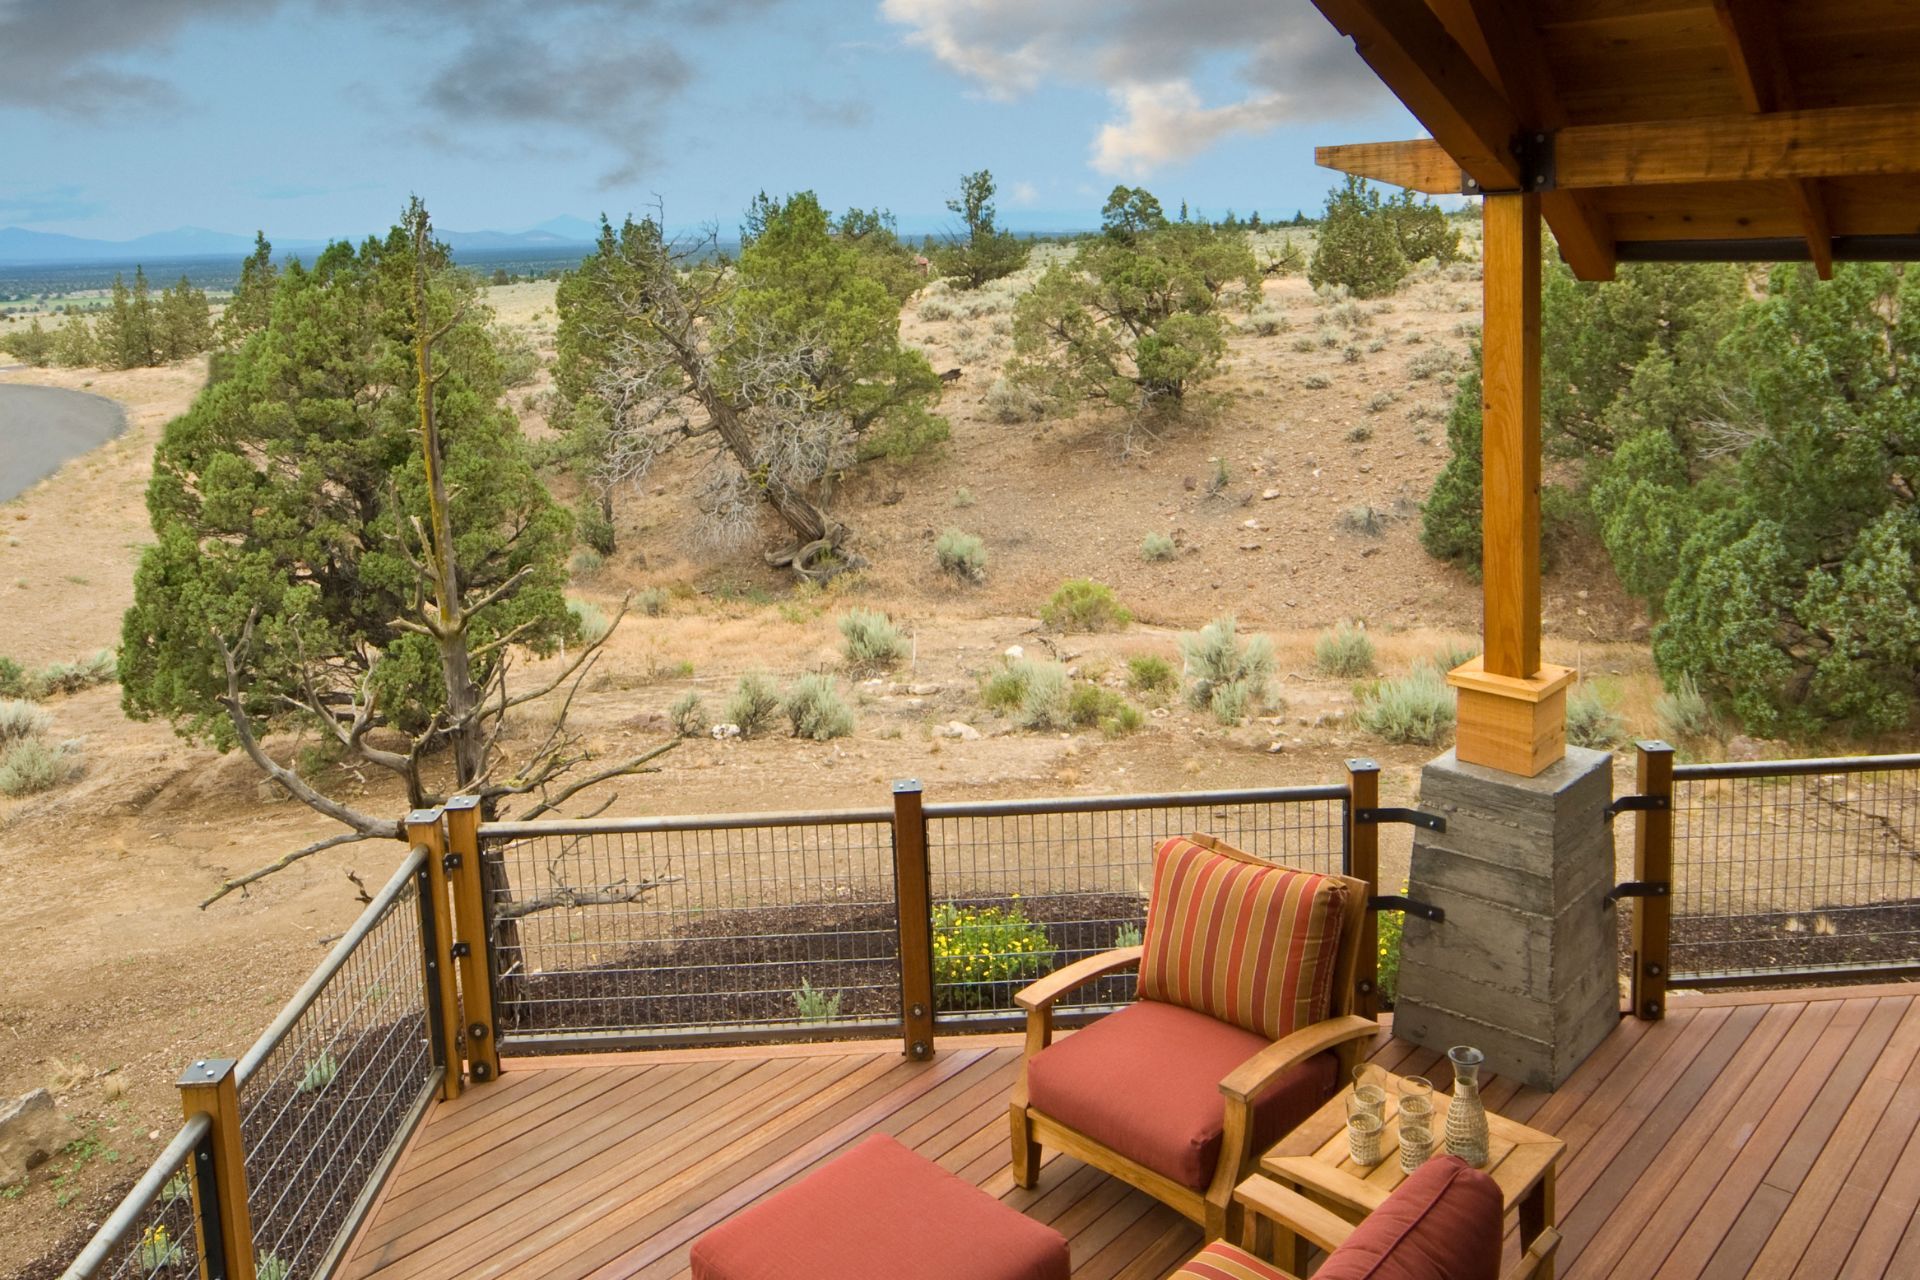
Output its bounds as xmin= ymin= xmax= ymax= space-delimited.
xmin=156 ymin=275 xmax=213 ymax=361
xmin=121 ymin=201 xmax=669 ymax=904
xmin=934 ymin=169 xmax=1028 ymax=289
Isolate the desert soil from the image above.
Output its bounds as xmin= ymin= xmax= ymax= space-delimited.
xmin=0 ymin=256 xmax=1659 ymax=1273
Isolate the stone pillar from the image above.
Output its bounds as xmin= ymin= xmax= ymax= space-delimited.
xmin=1394 ymin=746 xmax=1618 ymax=1090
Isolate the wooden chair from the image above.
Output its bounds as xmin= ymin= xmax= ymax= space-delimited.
xmin=1169 ymin=1162 xmax=1561 ymax=1280
xmin=1007 ymin=834 xmax=1377 ymax=1240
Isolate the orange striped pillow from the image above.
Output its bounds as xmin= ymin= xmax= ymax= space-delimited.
xmin=1138 ymin=834 xmax=1348 ymax=1041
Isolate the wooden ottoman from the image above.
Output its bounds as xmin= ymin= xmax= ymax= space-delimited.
xmin=690 ymin=1133 xmax=1070 ymax=1280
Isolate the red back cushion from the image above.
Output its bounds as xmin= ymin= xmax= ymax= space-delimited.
xmin=1138 ymin=834 xmax=1349 ymax=1041
xmin=1314 ymin=1155 xmax=1503 ymax=1280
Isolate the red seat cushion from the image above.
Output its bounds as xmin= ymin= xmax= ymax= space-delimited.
xmin=689 ymin=1133 xmax=1069 ymax=1280
xmin=1170 ymin=1241 xmax=1292 ymax=1279
xmin=1026 ymin=1000 xmax=1337 ymax=1190
xmin=1139 ymin=835 xmax=1350 ymax=1041
xmin=1315 ymin=1155 xmax=1503 ymax=1280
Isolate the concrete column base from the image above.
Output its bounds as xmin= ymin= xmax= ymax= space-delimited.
xmin=1394 ymin=746 xmax=1619 ymax=1090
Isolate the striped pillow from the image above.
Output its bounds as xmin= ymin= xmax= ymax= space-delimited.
xmin=1138 ymin=834 xmax=1349 ymax=1041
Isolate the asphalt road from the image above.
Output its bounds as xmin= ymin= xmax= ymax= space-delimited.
xmin=0 ymin=383 xmax=128 ymax=503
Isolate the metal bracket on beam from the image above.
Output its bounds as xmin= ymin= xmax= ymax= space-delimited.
xmin=1355 ymin=807 xmax=1447 ymax=832
xmin=1515 ymin=130 xmax=1556 ymax=192
xmin=1371 ymin=895 xmax=1446 ymax=923
xmin=1604 ymin=881 xmax=1670 ymax=908
xmin=1604 ymin=794 xmax=1671 ymax=822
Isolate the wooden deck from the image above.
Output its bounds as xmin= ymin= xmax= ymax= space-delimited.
xmin=339 ymin=983 xmax=1920 ymax=1280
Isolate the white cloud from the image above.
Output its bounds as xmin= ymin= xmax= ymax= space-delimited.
xmin=880 ymin=0 xmax=1386 ymax=175
xmin=1007 ymin=180 xmax=1039 ymax=205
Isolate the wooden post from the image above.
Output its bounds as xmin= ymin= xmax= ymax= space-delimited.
xmin=178 ymin=1059 xmax=254 ymax=1280
xmin=1630 ymin=741 xmax=1676 ymax=1020
xmin=1447 ymin=190 xmax=1574 ymax=777
xmin=443 ymin=794 xmax=500 ymax=1084
xmin=406 ymin=808 xmax=463 ymax=1102
xmin=1346 ymin=759 xmax=1381 ymax=1020
xmin=891 ymin=779 xmax=936 ymax=1061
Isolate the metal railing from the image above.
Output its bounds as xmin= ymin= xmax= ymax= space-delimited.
xmin=232 ymin=846 xmax=443 ymax=1280
xmin=61 ymin=1116 xmax=208 ymax=1280
xmin=62 ymin=846 xmax=449 ymax=1280
xmin=473 ymin=778 xmax=1359 ymax=1055
xmin=923 ymin=786 xmax=1350 ymax=1028
xmin=1627 ymin=744 xmax=1920 ymax=1015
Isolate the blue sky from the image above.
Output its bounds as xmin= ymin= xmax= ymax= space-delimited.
xmin=0 ymin=0 xmax=1423 ymax=241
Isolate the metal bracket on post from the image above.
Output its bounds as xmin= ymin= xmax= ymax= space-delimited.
xmin=1605 ymin=881 xmax=1670 ymax=908
xmin=1370 ymin=895 xmax=1447 ymax=923
xmin=178 ymin=1058 xmax=255 ymax=1280
xmin=1355 ymin=807 xmax=1447 ymax=832
xmin=890 ymin=779 xmax=936 ymax=1061
xmin=1605 ymin=793 xmax=1670 ymax=822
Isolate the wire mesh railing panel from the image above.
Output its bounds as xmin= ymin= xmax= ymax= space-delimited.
xmin=1670 ymin=758 xmax=1920 ymax=983
xmin=924 ymin=790 xmax=1348 ymax=1021
xmin=233 ymin=857 xmax=435 ymax=1280
xmin=484 ymin=818 xmax=900 ymax=1041
xmin=62 ymin=1117 xmax=205 ymax=1280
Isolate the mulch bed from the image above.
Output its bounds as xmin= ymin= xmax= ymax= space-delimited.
xmin=1671 ymin=899 xmax=1920 ymax=978
xmin=502 ymin=891 xmax=1148 ymax=1038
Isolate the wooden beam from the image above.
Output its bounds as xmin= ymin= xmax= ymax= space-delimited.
xmin=1454 ymin=0 xmax=1617 ymax=280
xmin=1480 ymin=192 xmax=1542 ymax=681
xmin=1309 ymin=0 xmax=1524 ymax=191
xmin=1711 ymin=0 xmax=1834 ymax=278
xmin=1315 ymin=138 xmax=1462 ymax=194
xmin=1554 ymin=104 xmax=1920 ymax=189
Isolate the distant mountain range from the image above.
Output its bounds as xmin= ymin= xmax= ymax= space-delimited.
xmin=0 ymin=216 xmax=607 ymax=266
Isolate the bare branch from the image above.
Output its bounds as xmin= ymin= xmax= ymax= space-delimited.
xmin=511 ymin=741 xmax=679 ymax=820
xmin=492 ymin=874 xmax=683 ymax=922
xmin=200 ymin=830 xmax=389 ymax=909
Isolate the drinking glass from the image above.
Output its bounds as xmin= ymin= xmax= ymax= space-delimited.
xmin=1347 ymin=1101 xmax=1385 ymax=1167
xmin=1351 ymin=1063 xmax=1387 ymax=1121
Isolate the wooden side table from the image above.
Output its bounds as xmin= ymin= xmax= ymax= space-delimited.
xmin=1254 ymin=1071 xmax=1565 ymax=1278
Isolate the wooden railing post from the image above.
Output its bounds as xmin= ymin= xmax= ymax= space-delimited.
xmin=892 ymin=779 xmax=936 ymax=1061
xmin=443 ymin=794 xmax=501 ymax=1083
xmin=1630 ymin=741 xmax=1675 ymax=1020
xmin=1346 ymin=759 xmax=1382 ymax=1020
xmin=178 ymin=1059 xmax=254 ymax=1280
xmin=406 ymin=809 xmax=463 ymax=1102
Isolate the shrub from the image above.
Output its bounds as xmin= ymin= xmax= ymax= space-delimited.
xmin=0 ymin=698 xmax=49 ymax=745
xmin=1315 ymin=621 xmax=1376 ymax=677
xmin=784 ymin=674 xmax=855 ymax=740
xmin=936 ymin=529 xmax=987 ymax=582
xmin=1309 ymin=176 xmax=1409 ymax=299
xmin=1238 ymin=306 xmax=1288 ymax=336
xmin=1180 ymin=616 xmax=1275 ymax=726
xmin=0 ymin=657 xmax=24 ymax=698
xmin=727 ymin=672 xmax=782 ymax=737
xmin=636 ymin=586 xmax=669 ymax=617
xmin=980 ymin=662 xmax=1030 ymax=713
xmin=1067 ymin=682 xmax=1142 ymax=735
xmin=984 ymin=376 xmax=1046 ymax=423
xmin=1355 ymin=664 xmax=1455 ymax=745
xmin=668 ymin=691 xmax=708 ymax=738
xmin=256 ymin=1254 xmax=290 ymax=1280
xmin=1290 ymin=335 xmax=1316 ymax=353
xmin=570 ymin=548 xmax=604 ymax=575
xmin=1377 ymin=899 xmax=1404 ymax=1007
xmin=1016 ymin=661 xmax=1072 ymax=731
xmin=1041 ymin=579 xmax=1132 ymax=632
xmin=298 ymin=1051 xmax=338 ymax=1094
xmin=1340 ymin=504 xmax=1386 ymax=537
xmin=792 ymin=980 xmax=843 ymax=1023
xmin=1366 ymin=393 xmax=1394 ymax=414
xmin=1114 ymin=922 xmax=1144 ymax=949
xmin=567 ymin=598 xmax=610 ymax=644
xmin=28 ymin=650 xmax=116 ymax=697
xmin=137 ymin=1227 xmax=185 ymax=1273
xmin=932 ymin=901 xmax=1054 ymax=1009
xmin=1127 ymin=654 xmax=1177 ymax=695
xmin=1656 ymin=673 xmax=1716 ymax=743
xmin=838 ymin=609 xmax=908 ymax=673
xmin=1432 ymin=640 xmax=1478 ymax=673
xmin=1566 ymin=682 xmax=1626 ymax=749
xmin=1348 ymin=424 xmax=1375 ymax=443
xmin=0 ymin=737 xmax=81 ymax=796
xmin=1140 ymin=531 xmax=1177 ymax=562
xmin=1407 ymin=348 xmax=1458 ymax=381
xmin=1303 ymin=374 xmax=1331 ymax=390
xmin=952 ymin=487 xmax=976 ymax=508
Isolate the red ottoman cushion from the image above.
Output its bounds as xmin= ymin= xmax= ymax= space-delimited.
xmin=1171 ymin=1241 xmax=1292 ymax=1279
xmin=1316 ymin=1155 xmax=1502 ymax=1280
xmin=1026 ymin=1000 xmax=1337 ymax=1190
xmin=690 ymin=1133 xmax=1069 ymax=1280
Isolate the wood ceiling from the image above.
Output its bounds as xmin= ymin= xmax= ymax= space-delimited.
xmin=1310 ymin=0 xmax=1920 ymax=279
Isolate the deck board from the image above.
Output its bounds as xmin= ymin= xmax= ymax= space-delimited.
xmin=338 ymin=986 xmax=1920 ymax=1280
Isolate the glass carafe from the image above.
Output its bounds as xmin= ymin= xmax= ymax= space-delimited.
xmin=1444 ymin=1045 xmax=1490 ymax=1167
